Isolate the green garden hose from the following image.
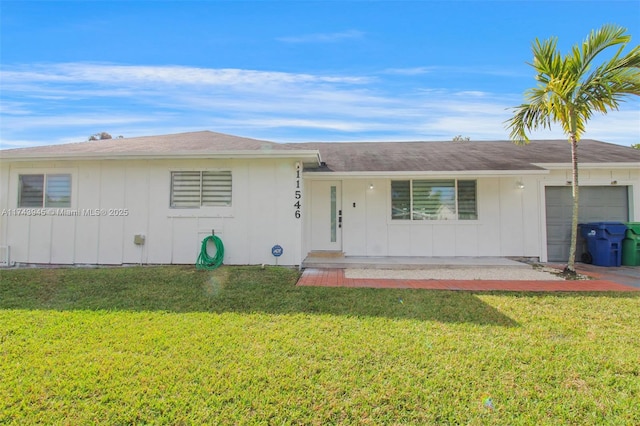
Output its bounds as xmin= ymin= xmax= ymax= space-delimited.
xmin=196 ymin=235 xmax=225 ymax=270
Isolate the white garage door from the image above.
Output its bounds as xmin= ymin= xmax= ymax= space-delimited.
xmin=545 ymin=186 xmax=629 ymax=262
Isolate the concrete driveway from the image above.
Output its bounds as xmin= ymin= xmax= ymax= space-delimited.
xmin=569 ymin=263 xmax=640 ymax=289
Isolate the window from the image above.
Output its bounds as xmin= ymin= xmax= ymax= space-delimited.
xmin=170 ymin=171 xmax=232 ymax=208
xmin=457 ymin=180 xmax=478 ymax=220
xmin=391 ymin=180 xmax=411 ymax=220
xmin=18 ymin=174 xmax=71 ymax=208
xmin=391 ymin=179 xmax=477 ymax=220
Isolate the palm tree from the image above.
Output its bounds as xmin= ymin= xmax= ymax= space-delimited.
xmin=506 ymin=24 xmax=640 ymax=275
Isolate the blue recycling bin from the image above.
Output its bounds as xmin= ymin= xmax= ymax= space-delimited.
xmin=579 ymin=222 xmax=627 ymax=267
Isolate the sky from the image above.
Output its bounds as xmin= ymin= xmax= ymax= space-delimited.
xmin=1 ymin=0 xmax=639 ymax=149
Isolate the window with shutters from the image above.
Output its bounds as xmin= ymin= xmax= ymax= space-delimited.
xmin=18 ymin=174 xmax=71 ymax=208
xmin=391 ymin=179 xmax=477 ymax=220
xmin=170 ymin=171 xmax=232 ymax=208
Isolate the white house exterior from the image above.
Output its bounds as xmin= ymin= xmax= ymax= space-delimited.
xmin=0 ymin=132 xmax=319 ymax=267
xmin=1 ymin=131 xmax=639 ymax=267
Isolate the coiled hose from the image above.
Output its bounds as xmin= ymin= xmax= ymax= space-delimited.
xmin=196 ymin=235 xmax=225 ymax=270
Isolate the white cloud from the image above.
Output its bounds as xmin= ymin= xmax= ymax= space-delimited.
xmin=382 ymin=67 xmax=436 ymax=76
xmin=382 ymin=66 xmax=528 ymax=78
xmin=1 ymin=63 xmax=370 ymax=88
xmin=236 ymin=118 xmax=394 ymax=132
xmin=577 ymin=110 xmax=640 ymax=144
xmin=1 ymin=62 xmax=638 ymax=147
xmin=277 ymin=30 xmax=364 ymax=43
xmin=1 ymin=114 xmax=158 ymax=130
xmin=0 ymin=139 xmax=42 ymax=150
xmin=0 ymin=101 xmax=32 ymax=115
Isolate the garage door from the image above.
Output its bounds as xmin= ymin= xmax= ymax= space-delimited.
xmin=545 ymin=186 xmax=629 ymax=262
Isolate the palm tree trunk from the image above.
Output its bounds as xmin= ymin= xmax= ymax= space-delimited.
xmin=565 ymin=135 xmax=579 ymax=275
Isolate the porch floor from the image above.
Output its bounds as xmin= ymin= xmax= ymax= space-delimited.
xmin=301 ymin=255 xmax=529 ymax=270
xmin=296 ymin=268 xmax=639 ymax=292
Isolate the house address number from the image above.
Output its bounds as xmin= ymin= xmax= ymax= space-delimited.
xmin=294 ymin=163 xmax=301 ymax=218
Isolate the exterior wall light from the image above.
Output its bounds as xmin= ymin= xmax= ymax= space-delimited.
xmin=516 ymin=181 xmax=525 ymax=189
xmin=369 ymin=183 xmax=375 ymax=190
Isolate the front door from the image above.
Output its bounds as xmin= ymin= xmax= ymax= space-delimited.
xmin=310 ymin=180 xmax=342 ymax=251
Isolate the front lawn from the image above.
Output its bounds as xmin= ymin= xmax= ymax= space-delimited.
xmin=1 ymin=266 xmax=638 ymax=424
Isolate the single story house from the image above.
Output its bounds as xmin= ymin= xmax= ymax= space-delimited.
xmin=1 ymin=130 xmax=639 ymax=267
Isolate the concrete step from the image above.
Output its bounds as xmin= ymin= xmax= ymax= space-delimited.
xmin=306 ymin=251 xmax=345 ymax=258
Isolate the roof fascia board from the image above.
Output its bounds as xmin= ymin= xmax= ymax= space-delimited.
xmin=0 ymin=150 xmax=322 ymax=163
xmin=533 ymin=162 xmax=640 ymax=170
xmin=302 ymin=169 xmax=550 ymax=178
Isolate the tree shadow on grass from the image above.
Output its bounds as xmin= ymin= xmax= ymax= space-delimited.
xmin=221 ymin=282 xmax=520 ymax=326
xmin=0 ymin=265 xmax=574 ymax=326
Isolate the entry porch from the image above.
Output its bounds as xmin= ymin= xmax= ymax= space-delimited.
xmin=301 ymin=253 xmax=530 ymax=270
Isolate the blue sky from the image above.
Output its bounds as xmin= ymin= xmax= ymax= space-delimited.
xmin=1 ymin=0 xmax=639 ymax=149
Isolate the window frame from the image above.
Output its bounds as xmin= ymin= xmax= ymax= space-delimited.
xmin=18 ymin=173 xmax=72 ymax=208
xmin=390 ymin=178 xmax=478 ymax=221
xmin=169 ymin=170 xmax=232 ymax=209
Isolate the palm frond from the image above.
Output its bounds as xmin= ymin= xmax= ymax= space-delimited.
xmin=577 ymin=43 xmax=640 ymax=113
xmin=571 ymin=24 xmax=631 ymax=77
xmin=505 ymin=102 xmax=552 ymax=144
xmin=506 ymin=24 xmax=639 ymax=144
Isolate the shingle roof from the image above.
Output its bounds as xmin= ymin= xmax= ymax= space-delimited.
xmin=2 ymin=131 xmax=639 ymax=172
xmin=0 ymin=130 xmax=306 ymax=157
xmin=290 ymin=139 xmax=640 ymax=172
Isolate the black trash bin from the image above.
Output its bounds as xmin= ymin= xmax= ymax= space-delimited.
xmin=579 ymin=222 xmax=627 ymax=267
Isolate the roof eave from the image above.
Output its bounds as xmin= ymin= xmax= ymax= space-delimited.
xmin=0 ymin=150 xmax=322 ymax=163
xmin=302 ymin=169 xmax=551 ymax=178
xmin=533 ymin=162 xmax=640 ymax=170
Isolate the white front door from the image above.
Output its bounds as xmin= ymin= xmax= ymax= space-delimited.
xmin=310 ymin=180 xmax=342 ymax=251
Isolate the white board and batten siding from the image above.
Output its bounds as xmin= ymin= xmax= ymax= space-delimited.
xmin=1 ymin=158 xmax=304 ymax=266
xmin=306 ymin=168 xmax=638 ymax=261
xmin=3 ymin=157 xmax=638 ymax=266
xmin=330 ymin=176 xmax=544 ymax=258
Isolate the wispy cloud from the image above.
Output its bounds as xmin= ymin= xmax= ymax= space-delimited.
xmin=1 ymin=63 xmax=370 ymax=87
xmin=382 ymin=67 xmax=437 ymax=76
xmin=2 ymin=114 xmax=158 ymax=129
xmin=0 ymin=100 xmax=32 ymax=115
xmin=382 ymin=66 xmax=528 ymax=78
xmin=1 ymin=62 xmax=638 ymax=147
xmin=277 ymin=29 xmax=364 ymax=43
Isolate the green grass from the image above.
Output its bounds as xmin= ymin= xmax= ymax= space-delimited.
xmin=1 ymin=266 xmax=639 ymax=425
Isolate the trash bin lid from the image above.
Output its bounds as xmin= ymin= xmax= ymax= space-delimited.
xmin=594 ymin=222 xmax=627 ymax=235
xmin=580 ymin=222 xmax=627 ymax=238
xmin=625 ymin=222 xmax=640 ymax=235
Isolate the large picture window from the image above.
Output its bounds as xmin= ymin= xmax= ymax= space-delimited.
xmin=170 ymin=171 xmax=232 ymax=208
xmin=391 ymin=179 xmax=477 ymax=220
xmin=18 ymin=174 xmax=71 ymax=208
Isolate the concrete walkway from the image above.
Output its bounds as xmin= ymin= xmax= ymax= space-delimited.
xmin=302 ymin=255 xmax=528 ymax=270
xmin=297 ymin=267 xmax=639 ymax=292
xmin=547 ymin=263 xmax=640 ymax=289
